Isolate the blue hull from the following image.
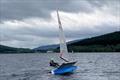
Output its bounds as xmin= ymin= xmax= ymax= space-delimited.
xmin=51 ymin=66 xmax=77 ymax=75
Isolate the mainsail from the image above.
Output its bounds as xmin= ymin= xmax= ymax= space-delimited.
xmin=57 ymin=10 xmax=69 ymax=62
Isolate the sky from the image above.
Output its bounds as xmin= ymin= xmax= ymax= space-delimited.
xmin=0 ymin=0 xmax=120 ymax=49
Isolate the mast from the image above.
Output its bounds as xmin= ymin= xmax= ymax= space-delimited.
xmin=57 ymin=10 xmax=69 ymax=62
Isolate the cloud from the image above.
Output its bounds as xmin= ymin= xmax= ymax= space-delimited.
xmin=0 ymin=0 xmax=119 ymax=48
xmin=0 ymin=8 xmax=119 ymax=48
xmin=1 ymin=0 xmax=119 ymax=21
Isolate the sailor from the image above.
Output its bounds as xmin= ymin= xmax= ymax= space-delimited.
xmin=49 ymin=58 xmax=59 ymax=67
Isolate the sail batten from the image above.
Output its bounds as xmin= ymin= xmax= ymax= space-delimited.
xmin=57 ymin=10 xmax=69 ymax=62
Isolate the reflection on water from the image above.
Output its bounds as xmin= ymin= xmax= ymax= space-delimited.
xmin=0 ymin=53 xmax=120 ymax=80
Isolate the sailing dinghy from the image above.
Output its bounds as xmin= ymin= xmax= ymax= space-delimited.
xmin=51 ymin=11 xmax=77 ymax=75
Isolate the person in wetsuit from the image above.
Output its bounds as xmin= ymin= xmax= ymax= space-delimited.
xmin=49 ymin=59 xmax=59 ymax=67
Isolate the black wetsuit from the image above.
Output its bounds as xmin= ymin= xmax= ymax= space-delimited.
xmin=50 ymin=60 xmax=59 ymax=67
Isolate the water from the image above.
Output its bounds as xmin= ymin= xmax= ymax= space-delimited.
xmin=0 ymin=53 xmax=120 ymax=80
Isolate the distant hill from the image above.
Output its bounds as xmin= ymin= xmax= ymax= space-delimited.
xmin=33 ymin=39 xmax=80 ymax=52
xmin=69 ymin=31 xmax=120 ymax=46
xmin=33 ymin=44 xmax=59 ymax=52
xmin=0 ymin=45 xmax=34 ymax=53
xmin=36 ymin=31 xmax=120 ymax=52
xmin=66 ymin=31 xmax=120 ymax=52
xmin=1 ymin=31 xmax=120 ymax=53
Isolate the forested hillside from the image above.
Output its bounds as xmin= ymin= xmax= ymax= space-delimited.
xmin=0 ymin=45 xmax=34 ymax=53
xmin=67 ymin=31 xmax=120 ymax=52
xmin=54 ymin=31 xmax=120 ymax=52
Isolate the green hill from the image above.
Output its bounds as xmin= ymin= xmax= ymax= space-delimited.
xmin=67 ymin=31 xmax=120 ymax=52
xmin=69 ymin=31 xmax=120 ymax=46
xmin=54 ymin=31 xmax=120 ymax=52
xmin=1 ymin=31 xmax=120 ymax=53
xmin=0 ymin=45 xmax=34 ymax=53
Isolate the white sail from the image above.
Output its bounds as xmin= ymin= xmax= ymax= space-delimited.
xmin=57 ymin=10 xmax=69 ymax=62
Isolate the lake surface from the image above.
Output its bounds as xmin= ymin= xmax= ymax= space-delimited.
xmin=0 ymin=53 xmax=120 ymax=80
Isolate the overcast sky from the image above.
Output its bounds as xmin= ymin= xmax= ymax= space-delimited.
xmin=0 ymin=0 xmax=120 ymax=48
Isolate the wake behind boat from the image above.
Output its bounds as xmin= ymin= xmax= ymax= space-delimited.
xmin=50 ymin=10 xmax=77 ymax=75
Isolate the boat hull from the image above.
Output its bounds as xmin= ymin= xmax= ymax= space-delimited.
xmin=51 ymin=62 xmax=77 ymax=75
xmin=51 ymin=66 xmax=77 ymax=75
